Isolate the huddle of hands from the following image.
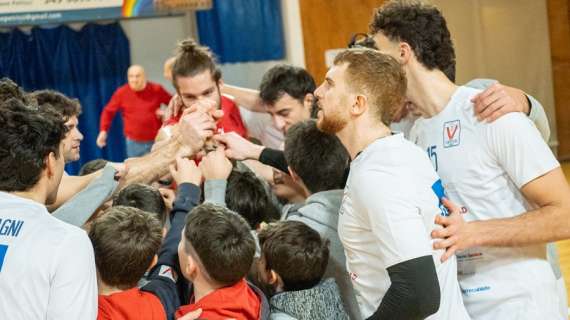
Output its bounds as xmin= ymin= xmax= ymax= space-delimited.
xmin=174 ymin=99 xmax=477 ymax=264
xmin=170 ymin=100 xmax=244 ymax=188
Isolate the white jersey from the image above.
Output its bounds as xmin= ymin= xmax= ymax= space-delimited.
xmin=238 ymin=106 xmax=285 ymax=150
xmin=409 ymin=86 xmax=562 ymax=319
xmin=390 ymin=114 xmax=417 ymax=139
xmin=0 ymin=192 xmax=97 ymax=320
xmin=339 ymin=133 xmax=469 ymax=319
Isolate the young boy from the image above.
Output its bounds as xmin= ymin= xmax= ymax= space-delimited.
xmin=257 ymin=220 xmax=348 ymax=320
xmin=282 ymin=120 xmax=358 ymax=318
xmin=225 ymin=170 xmax=281 ymax=229
xmin=89 ymin=156 xmax=203 ymax=320
xmin=113 ymin=183 xmax=168 ymax=230
xmin=89 ymin=206 xmax=165 ymax=319
xmin=113 ymin=183 xmax=169 ymax=287
xmin=175 ymin=203 xmax=268 ymax=319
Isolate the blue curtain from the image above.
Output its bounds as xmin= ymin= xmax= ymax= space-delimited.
xmin=0 ymin=23 xmax=130 ymax=175
xmin=197 ymin=0 xmax=285 ymax=63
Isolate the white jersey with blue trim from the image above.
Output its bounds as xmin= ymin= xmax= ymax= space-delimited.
xmin=338 ymin=133 xmax=469 ymax=319
xmin=409 ymin=85 xmax=562 ymax=319
xmin=0 ymin=192 xmax=97 ymax=320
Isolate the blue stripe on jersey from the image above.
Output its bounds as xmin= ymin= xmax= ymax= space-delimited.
xmin=0 ymin=245 xmax=7 ymax=271
xmin=431 ymin=179 xmax=449 ymax=216
xmin=432 ymin=179 xmax=445 ymax=199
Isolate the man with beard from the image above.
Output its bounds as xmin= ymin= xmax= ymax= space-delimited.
xmin=157 ymin=38 xmax=248 ymax=145
xmin=314 ymin=48 xmax=470 ymax=320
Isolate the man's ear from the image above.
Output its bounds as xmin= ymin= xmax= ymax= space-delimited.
xmin=46 ymin=152 xmax=57 ymax=178
xmin=218 ymin=79 xmax=225 ymax=90
xmin=350 ymin=95 xmax=368 ymax=117
xmin=303 ymin=93 xmax=314 ymax=109
xmin=288 ymin=166 xmax=300 ymax=183
xmin=147 ymin=254 xmax=158 ymax=272
xmin=269 ymin=269 xmax=279 ymax=285
xmin=184 ymin=254 xmax=198 ymax=279
xmin=399 ymin=42 xmax=413 ymax=65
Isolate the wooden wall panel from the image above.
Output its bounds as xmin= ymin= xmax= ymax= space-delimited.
xmin=298 ymin=0 xmax=384 ymax=84
xmin=547 ymin=0 xmax=570 ymax=159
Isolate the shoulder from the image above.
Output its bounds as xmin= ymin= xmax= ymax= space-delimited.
xmin=480 ymin=111 xmax=545 ymax=150
xmin=97 ymin=297 xmax=113 ymax=320
xmin=42 ymin=213 xmax=87 ymax=240
xmin=483 ymin=111 xmax=534 ymax=136
xmin=47 ymin=217 xmax=92 ymax=255
xmin=147 ymin=82 xmax=166 ymax=91
xmin=464 ymin=78 xmax=497 ymax=90
xmin=116 ymin=84 xmax=130 ymax=94
xmin=457 ymin=85 xmax=482 ymax=97
xmin=453 ymin=86 xmax=482 ymax=112
xmin=353 ymin=136 xmax=424 ymax=177
xmin=221 ymin=95 xmax=238 ymax=109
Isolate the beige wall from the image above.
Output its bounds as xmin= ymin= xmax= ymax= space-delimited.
xmin=433 ymin=0 xmax=557 ymax=147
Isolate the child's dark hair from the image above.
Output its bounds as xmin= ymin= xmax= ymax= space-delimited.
xmin=113 ymin=183 xmax=167 ymax=227
xmin=258 ymin=220 xmax=330 ymax=291
xmin=183 ymin=203 xmax=255 ymax=286
xmin=30 ymin=89 xmax=82 ymax=120
xmin=79 ymin=159 xmax=107 ymax=176
xmin=226 ymin=170 xmax=280 ymax=229
xmin=284 ymin=120 xmax=349 ymax=193
xmin=88 ymin=206 xmax=163 ymax=289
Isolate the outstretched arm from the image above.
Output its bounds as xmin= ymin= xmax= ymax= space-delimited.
xmin=222 ymin=84 xmax=266 ymax=113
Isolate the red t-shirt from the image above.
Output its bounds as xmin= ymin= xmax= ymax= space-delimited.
xmin=100 ymin=82 xmax=172 ymax=142
xmin=164 ymin=95 xmax=248 ymax=138
xmin=97 ymin=288 xmax=166 ymax=320
xmin=175 ymin=279 xmax=261 ymax=320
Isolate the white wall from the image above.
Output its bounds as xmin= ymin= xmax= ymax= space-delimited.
xmin=433 ymin=0 xmax=557 ymax=147
xmin=120 ymin=14 xmax=196 ymax=93
xmin=120 ymin=0 xmax=305 ymax=91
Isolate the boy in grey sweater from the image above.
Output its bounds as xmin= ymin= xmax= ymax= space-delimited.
xmin=257 ymin=220 xmax=348 ymax=320
xmin=282 ymin=120 xmax=360 ymax=319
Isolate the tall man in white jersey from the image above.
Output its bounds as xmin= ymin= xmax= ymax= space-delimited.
xmin=314 ymin=49 xmax=470 ymax=319
xmin=0 ymin=100 xmax=97 ymax=319
xmin=370 ymin=1 xmax=570 ymax=319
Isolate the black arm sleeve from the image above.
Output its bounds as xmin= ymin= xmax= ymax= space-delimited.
xmin=259 ymin=148 xmax=289 ymax=173
xmin=142 ymin=183 xmax=201 ymax=320
xmin=367 ymin=255 xmax=441 ymax=320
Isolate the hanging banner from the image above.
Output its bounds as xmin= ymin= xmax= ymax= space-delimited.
xmin=0 ymin=0 xmax=212 ymax=26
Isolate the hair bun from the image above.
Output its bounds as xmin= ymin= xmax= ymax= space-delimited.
xmin=178 ymin=38 xmax=200 ymax=55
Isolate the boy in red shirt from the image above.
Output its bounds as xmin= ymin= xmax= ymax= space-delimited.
xmin=174 ymin=203 xmax=266 ymax=319
xmin=89 ymin=205 xmax=166 ymax=320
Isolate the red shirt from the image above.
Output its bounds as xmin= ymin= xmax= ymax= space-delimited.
xmin=175 ymin=279 xmax=261 ymax=320
xmin=100 ymin=82 xmax=172 ymax=142
xmin=164 ymin=95 xmax=248 ymax=138
xmin=97 ymin=288 xmax=166 ymax=320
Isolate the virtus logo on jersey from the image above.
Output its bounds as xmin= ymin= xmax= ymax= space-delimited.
xmin=443 ymin=120 xmax=461 ymax=148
